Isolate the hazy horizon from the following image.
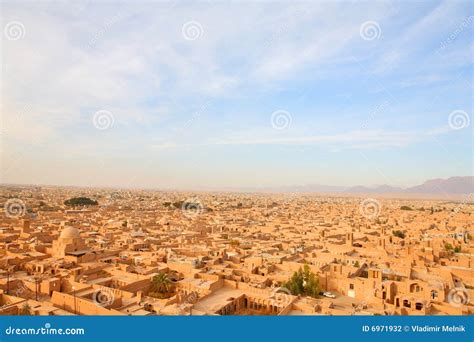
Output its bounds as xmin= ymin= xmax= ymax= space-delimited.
xmin=1 ymin=1 xmax=472 ymax=189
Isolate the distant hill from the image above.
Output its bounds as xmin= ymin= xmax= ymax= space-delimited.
xmin=404 ymin=176 xmax=474 ymax=194
xmin=252 ymin=176 xmax=473 ymax=196
xmin=344 ymin=185 xmax=404 ymax=193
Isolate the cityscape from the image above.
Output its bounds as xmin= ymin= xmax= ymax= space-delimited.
xmin=0 ymin=182 xmax=472 ymax=316
xmin=1 ymin=0 xmax=473 ymax=320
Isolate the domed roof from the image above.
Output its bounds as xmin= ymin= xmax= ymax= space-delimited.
xmin=60 ymin=226 xmax=80 ymax=239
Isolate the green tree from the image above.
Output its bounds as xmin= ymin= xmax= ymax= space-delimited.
xmin=19 ymin=303 xmax=31 ymax=315
xmin=285 ymin=264 xmax=320 ymax=298
xmin=303 ymin=264 xmax=320 ymax=298
xmin=151 ymin=273 xmax=173 ymax=294
xmin=393 ymin=230 xmax=406 ymax=239
xmin=64 ymin=197 xmax=98 ymax=206
xmin=285 ymin=267 xmax=305 ymax=295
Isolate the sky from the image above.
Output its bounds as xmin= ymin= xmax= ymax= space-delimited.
xmin=0 ymin=0 xmax=473 ymax=190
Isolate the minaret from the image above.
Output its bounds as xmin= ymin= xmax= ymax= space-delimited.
xmin=346 ymin=232 xmax=353 ymax=246
xmin=22 ymin=219 xmax=31 ymax=233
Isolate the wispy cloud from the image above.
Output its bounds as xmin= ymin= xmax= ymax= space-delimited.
xmin=151 ymin=125 xmax=458 ymax=150
xmin=1 ymin=0 xmax=472 ymax=188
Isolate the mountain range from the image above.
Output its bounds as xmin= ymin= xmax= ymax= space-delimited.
xmin=257 ymin=176 xmax=474 ymax=195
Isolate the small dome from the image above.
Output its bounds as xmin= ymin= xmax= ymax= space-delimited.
xmin=60 ymin=226 xmax=80 ymax=239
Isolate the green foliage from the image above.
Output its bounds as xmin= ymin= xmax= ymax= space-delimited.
xmin=444 ymin=243 xmax=453 ymax=251
xmin=284 ymin=264 xmax=320 ymax=298
xmin=172 ymin=201 xmax=184 ymax=208
xmin=354 ymin=261 xmax=360 ymax=268
xmin=400 ymin=205 xmax=413 ymax=211
xmin=392 ymin=230 xmax=406 ymax=239
xmin=64 ymin=197 xmax=98 ymax=206
xmin=150 ymin=272 xmax=173 ymax=295
xmin=453 ymin=246 xmax=461 ymax=253
xmin=19 ymin=303 xmax=31 ymax=315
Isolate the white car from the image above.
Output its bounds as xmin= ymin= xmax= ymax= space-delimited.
xmin=323 ymin=291 xmax=336 ymax=298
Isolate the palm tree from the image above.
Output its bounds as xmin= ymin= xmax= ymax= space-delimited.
xmin=19 ymin=303 xmax=31 ymax=315
xmin=151 ymin=273 xmax=172 ymax=294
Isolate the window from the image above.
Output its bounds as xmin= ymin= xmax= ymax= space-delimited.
xmin=349 ymin=284 xmax=354 ymax=290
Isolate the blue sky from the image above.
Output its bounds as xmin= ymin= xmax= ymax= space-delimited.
xmin=1 ymin=0 xmax=472 ymax=189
